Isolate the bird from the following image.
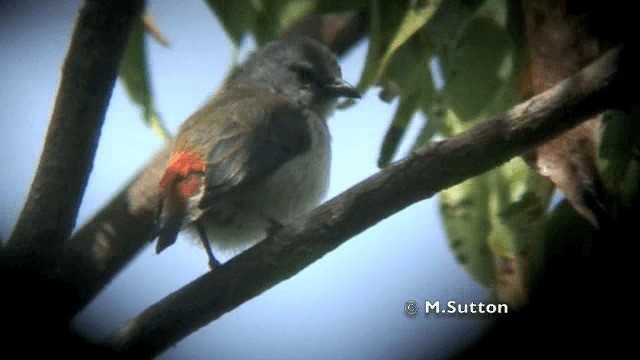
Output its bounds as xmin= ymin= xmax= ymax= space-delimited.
xmin=153 ymin=35 xmax=360 ymax=269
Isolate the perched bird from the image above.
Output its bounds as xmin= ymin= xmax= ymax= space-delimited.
xmin=153 ymin=35 xmax=360 ymax=269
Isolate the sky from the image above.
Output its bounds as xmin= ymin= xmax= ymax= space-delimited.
xmin=0 ymin=1 xmax=491 ymax=359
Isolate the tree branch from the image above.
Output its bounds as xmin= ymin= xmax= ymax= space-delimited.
xmin=111 ymin=47 xmax=629 ymax=358
xmin=6 ymin=0 xmax=145 ymax=259
xmin=62 ymin=12 xmax=367 ymax=318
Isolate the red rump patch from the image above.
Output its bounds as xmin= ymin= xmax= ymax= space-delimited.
xmin=176 ymin=175 xmax=203 ymax=199
xmin=159 ymin=151 xmax=206 ymax=197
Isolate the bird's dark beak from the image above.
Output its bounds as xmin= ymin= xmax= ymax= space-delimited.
xmin=325 ymin=78 xmax=361 ymax=98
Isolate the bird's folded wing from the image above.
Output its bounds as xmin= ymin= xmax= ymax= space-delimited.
xmin=176 ymin=84 xmax=312 ymax=207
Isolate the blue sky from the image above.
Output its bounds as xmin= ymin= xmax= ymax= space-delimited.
xmin=0 ymin=1 xmax=490 ymax=359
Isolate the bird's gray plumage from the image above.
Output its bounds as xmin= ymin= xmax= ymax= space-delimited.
xmin=155 ymin=35 xmax=359 ymax=263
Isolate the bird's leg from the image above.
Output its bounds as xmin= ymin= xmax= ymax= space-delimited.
xmin=264 ymin=215 xmax=284 ymax=238
xmin=195 ymin=220 xmax=220 ymax=271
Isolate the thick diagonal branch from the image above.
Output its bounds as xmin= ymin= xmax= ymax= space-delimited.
xmin=112 ymin=48 xmax=629 ymax=358
xmin=6 ymin=0 xmax=145 ymax=258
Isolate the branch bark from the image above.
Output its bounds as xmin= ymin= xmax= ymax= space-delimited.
xmin=111 ymin=47 xmax=629 ymax=358
xmin=6 ymin=0 xmax=145 ymax=259
xmin=62 ymin=12 xmax=367 ymax=318
xmin=1 ymin=0 xmax=145 ymax=352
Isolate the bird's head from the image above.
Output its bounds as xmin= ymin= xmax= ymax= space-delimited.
xmin=231 ymin=35 xmax=360 ymax=118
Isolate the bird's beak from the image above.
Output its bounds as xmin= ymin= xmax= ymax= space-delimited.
xmin=325 ymin=78 xmax=361 ymax=98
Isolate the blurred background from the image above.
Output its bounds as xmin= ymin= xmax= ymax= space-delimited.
xmin=0 ymin=1 xmax=491 ymax=359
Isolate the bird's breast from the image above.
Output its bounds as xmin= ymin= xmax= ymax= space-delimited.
xmin=257 ymin=119 xmax=331 ymax=221
xmin=197 ymin=116 xmax=331 ymax=260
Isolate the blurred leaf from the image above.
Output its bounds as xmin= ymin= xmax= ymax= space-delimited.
xmin=622 ymin=158 xmax=640 ymax=209
xmin=493 ymin=256 xmax=527 ymax=309
xmin=120 ymin=16 xmax=170 ymax=139
xmin=620 ymin=106 xmax=640 ymax=209
xmin=422 ymin=0 xmax=485 ymax=49
xmin=373 ymin=0 xmax=441 ymax=85
xmin=413 ymin=91 xmax=444 ymax=149
xmin=338 ymin=0 xmax=389 ymax=110
xmin=477 ymin=0 xmax=506 ymax=26
xmin=597 ymin=110 xmax=633 ymax=193
xmin=530 ymin=199 xmax=597 ymax=291
xmin=254 ymin=0 xmax=317 ymax=44
xmin=383 ymin=36 xmax=433 ymax=98
xmin=351 ymin=0 xmax=383 ymax=95
xmin=441 ymin=15 xmax=512 ymax=122
xmin=377 ymin=91 xmax=421 ymax=167
xmin=487 ymin=159 xmax=552 ymax=259
xmin=377 ymin=36 xmax=440 ymax=163
xmin=316 ymin=0 xmax=368 ymax=13
xmin=141 ymin=14 xmax=169 ymax=47
xmin=440 ymin=174 xmax=495 ymax=286
xmin=204 ymin=0 xmax=261 ymax=46
xmin=434 ymin=1 xmax=551 ymax=306
xmin=487 ymin=157 xmax=552 ymax=307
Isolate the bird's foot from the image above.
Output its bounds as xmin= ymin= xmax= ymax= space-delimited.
xmin=208 ymin=258 xmax=221 ymax=271
xmin=265 ymin=217 xmax=284 ymax=238
xmin=195 ymin=220 xmax=222 ymax=272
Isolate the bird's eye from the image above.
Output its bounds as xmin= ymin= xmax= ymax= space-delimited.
xmin=290 ymin=64 xmax=317 ymax=84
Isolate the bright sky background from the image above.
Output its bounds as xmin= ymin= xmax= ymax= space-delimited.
xmin=0 ymin=1 xmax=491 ymax=359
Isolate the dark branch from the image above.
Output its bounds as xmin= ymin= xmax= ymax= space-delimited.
xmin=1 ymin=0 xmax=145 ymax=351
xmin=6 ymin=0 xmax=145 ymax=259
xmin=64 ymin=145 xmax=172 ymax=304
xmin=62 ymin=12 xmax=368 ymax=318
xmin=111 ymin=47 xmax=629 ymax=358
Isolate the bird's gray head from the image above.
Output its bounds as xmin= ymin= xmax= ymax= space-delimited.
xmin=231 ymin=35 xmax=360 ymax=118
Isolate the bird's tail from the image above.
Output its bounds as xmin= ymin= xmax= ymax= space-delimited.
xmin=155 ymin=199 xmax=187 ymax=254
xmin=153 ymin=150 xmax=207 ymax=253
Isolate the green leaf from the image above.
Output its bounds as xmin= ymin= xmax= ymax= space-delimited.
xmin=142 ymin=13 xmax=169 ymax=47
xmin=204 ymin=0 xmax=260 ymax=46
xmin=598 ymin=110 xmax=638 ymax=194
xmin=352 ymin=0 xmax=382 ymax=93
xmin=376 ymin=34 xmax=440 ymax=164
xmin=432 ymin=0 xmax=551 ymax=306
xmin=485 ymin=156 xmax=552 ymax=307
xmin=316 ymin=0 xmax=368 ymax=13
xmin=531 ymin=200 xmax=597 ymax=289
xmin=439 ymin=109 xmax=553 ymax=296
xmin=383 ymin=36 xmax=433 ymax=97
xmin=422 ymin=0 xmax=485 ymax=50
xmin=413 ymin=96 xmax=443 ymax=149
xmin=377 ymin=91 xmax=422 ymax=167
xmin=413 ymin=80 xmax=445 ymax=150
xmin=120 ymin=16 xmax=170 ymax=139
xmin=622 ymin=158 xmax=640 ymax=209
xmin=440 ymin=174 xmax=495 ymax=286
xmin=254 ymin=0 xmax=317 ymax=44
xmin=441 ymin=15 xmax=512 ymax=122
xmin=477 ymin=0 xmax=507 ymax=26
xmin=486 ymin=158 xmax=553 ymax=259
xmin=372 ymin=0 xmax=441 ymax=85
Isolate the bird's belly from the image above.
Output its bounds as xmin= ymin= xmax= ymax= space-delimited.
xmin=194 ymin=124 xmax=330 ymax=262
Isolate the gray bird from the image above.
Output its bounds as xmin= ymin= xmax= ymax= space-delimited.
xmin=154 ymin=35 xmax=360 ymax=268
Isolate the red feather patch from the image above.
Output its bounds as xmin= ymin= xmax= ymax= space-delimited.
xmin=159 ymin=151 xmax=206 ymax=216
xmin=159 ymin=151 xmax=206 ymax=196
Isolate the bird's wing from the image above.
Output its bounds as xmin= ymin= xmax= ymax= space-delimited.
xmin=177 ymin=84 xmax=313 ymax=207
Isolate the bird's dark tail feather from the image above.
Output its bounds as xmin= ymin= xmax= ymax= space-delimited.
xmin=155 ymin=206 xmax=186 ymax=254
